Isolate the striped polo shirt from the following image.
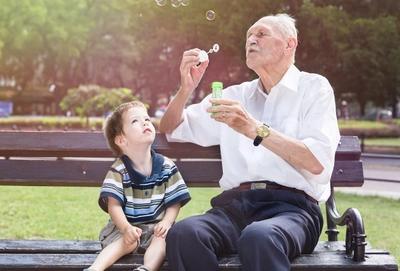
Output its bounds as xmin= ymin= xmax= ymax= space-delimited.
xmin=99 ymin=150 xmax=191 ymax=225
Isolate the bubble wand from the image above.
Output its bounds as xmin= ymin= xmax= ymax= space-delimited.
xmin=199 ymin=44 xmax=220 ymax=62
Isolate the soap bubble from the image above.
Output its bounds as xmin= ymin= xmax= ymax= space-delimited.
xmin=181 ymin=0 xmax=189 ymax=6
xmin=206 ymin=10 xmax=215 ymax=20
xmin=155 ymin=0 xmax=166 ymax=6
xmin=212 ymin=44 xmax=219 ymax=52
xmin=171 ymin=0 xmax=181 ymax=8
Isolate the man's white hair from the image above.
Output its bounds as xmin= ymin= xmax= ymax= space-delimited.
xmin=261 ymin=13 xmax=298 ymax=40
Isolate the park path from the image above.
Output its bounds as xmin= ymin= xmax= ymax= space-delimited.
xmin=336 ymin=163 xmax=400 ymax=199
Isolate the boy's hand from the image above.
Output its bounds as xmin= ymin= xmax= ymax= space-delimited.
xmin=122 ymin=225 xmax=142 ymax=245
xmin=153 ymin=220 xmax=172 ymax=238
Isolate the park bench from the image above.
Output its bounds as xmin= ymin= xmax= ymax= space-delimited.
xmin=0 ymin=131 xmax=398 ymax=271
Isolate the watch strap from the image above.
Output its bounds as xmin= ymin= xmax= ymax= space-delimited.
xmin=253 ymin=136 xmax=263 ymax=146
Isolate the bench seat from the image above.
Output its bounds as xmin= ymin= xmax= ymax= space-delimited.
xmin=0 ymin=240 xmax=397 ymax=271
xmin=0 ymin=131 xmax=398 ymax=270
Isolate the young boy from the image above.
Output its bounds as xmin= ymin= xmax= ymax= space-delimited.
xmin=84 ymin=101 xmax=191 ymax=271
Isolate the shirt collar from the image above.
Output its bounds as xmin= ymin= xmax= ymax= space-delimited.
xmin=255 ymin=65 xmax=301 ymax=95
xmin=121 ymin=149 xmax=164 ymax=184
xmin=275 ymin=64 xmax=300 ymax=93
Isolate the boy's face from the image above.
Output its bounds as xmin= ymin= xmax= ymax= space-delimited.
xmin=119 ymin=106 xmax=156 ymax=148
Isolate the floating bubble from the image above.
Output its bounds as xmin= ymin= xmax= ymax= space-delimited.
xmin=206 ymin=10 xmax=215 ymax=20
xmin=155 ymin=0 xmax=166 ymax=6
xmin=181 ymin=0 xmax=189 ymax=6
xmin=212 ymin=44 xmax=219 ymax=52
xmin=171 ymin=0 xmax=181 ymax=8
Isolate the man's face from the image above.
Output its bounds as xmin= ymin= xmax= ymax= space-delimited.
xmin=245 ymin=18 xmax=288 ymax=70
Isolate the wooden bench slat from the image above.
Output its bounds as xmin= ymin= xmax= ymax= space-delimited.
xmin=0 ymin=160 xmax=111 ymax=187
xmin=0 ymin=251 xmax=397 ymax=271
xmin=0 ymin=239 xmax=102 ymax=254
xmin=331 ymin=160 xmax=364 ymax=187
xmin=0 ymin=131 xmax=112 ymax=158
xmin=0 ymin=159 xmax=222 ymax=187
xmin=0 ymin=132 xmax=222 ymax=159
xmin=1 ymin=132 xmax=359 ymax=160
xmin=2 ymin=239 xmax=397 ymax=271
xmin=290 ymin=252 xmax=398 ymax=270
xmin=0 ymin=159 xmax=362 ymax=187
xmin=335 ymin=136 xmax=362 ymax=161
xmin=0 ymin=240 xmax=369 ymax=254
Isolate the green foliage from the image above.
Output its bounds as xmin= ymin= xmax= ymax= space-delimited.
xmin=0 ymin=116 xmax=160 ymax=131
xmin=0 ymin=116 xmax=105 ymax=130
xmin=0 ymin=0 xmax=399 ymax=117
xmin=59 ymin=84 xmax=140 ymax=120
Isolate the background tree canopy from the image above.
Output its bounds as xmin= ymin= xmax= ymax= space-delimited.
xmin=0 ymin=0 xmax=399 ymax=117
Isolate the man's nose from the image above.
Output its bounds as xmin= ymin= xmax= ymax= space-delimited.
xmin=246 ymin=34 xmax=257 ymax=44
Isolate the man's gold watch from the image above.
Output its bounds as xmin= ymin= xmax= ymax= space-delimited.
xmin=253 ymin=124 xmax=270 ymax=146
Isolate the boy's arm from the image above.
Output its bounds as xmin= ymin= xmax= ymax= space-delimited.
xmin=153 ymin=202 xmax=182 ymax=238
xmin=108 ymin=197 xmax=142 ymax=245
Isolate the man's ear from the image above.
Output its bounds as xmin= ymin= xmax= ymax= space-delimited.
xmin=114 ymin=135 xmax=127 ymax=147
xmin=286 ymin=37 xmax=297 ymax=50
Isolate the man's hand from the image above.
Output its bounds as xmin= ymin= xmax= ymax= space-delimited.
xmin=180 ymin=49 xmax=209 ymax=94
xmin=207 ymin=98 xmax=259 ymax=139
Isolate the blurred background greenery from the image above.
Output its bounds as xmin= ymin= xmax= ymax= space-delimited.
xmin=0 ymin=1 xmax=399 ymax=265
xmin=0 ymin=0 xmax=399 ymax=120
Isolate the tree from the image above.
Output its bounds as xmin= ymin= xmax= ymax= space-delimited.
xmin=59 ymin=84 xmax=139 ymax=127
xmin=1 ymin=0 xmax=399 ymax=118
xmin=295 ymin=1 xmax=400 ymax=118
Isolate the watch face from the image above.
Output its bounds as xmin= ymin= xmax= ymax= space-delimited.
xmin=256 ymin=125 xmax=270 ymax=138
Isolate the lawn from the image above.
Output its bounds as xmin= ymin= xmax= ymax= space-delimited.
xmin=0 ymin=186 xmax=399 ymax=266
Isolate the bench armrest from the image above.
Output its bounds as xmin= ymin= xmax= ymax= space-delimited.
xmin=325 ymin=187 xmax=367 ymax=261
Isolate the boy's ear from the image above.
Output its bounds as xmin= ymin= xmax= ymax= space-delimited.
xmin=114 ymin=135 xmax=126 ymax=147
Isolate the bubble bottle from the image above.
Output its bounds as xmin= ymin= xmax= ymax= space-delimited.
xmin=211 ymin=82 xmax=223 ymax=114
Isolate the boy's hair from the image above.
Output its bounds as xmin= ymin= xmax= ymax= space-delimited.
xmin=103 ymin=101 xmax=147 ymax=157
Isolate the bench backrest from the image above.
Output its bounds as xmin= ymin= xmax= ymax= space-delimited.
xmin=0 ymin=131 xmax=364 ymax=188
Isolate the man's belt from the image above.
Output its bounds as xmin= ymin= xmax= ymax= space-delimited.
xmin=234 ymin=181 xmax=318 ymax=204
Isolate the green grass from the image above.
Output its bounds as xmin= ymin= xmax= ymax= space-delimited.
xmin=0 ymin=187 xmax=222 ymax=240
xmin=0 ymin=186 xmax=399 ymax=266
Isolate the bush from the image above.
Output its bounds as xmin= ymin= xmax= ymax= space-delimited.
xmin=0 ymin=117 xmax=104 ymax=131
xmin=1 ymin=117 xmax=399 ymax=137
xmin=339 ymin=120 xmax=400 ymax=138
xmin=340 ymin=125 xmax=400 ymax=138
xmin=0 ymin=116 xmax=160 ymax=132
